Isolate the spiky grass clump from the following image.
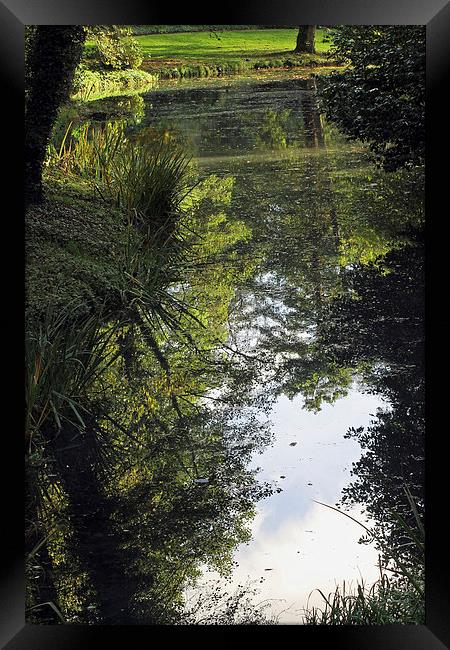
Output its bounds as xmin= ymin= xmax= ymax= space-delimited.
xmin=302 ymin=566 xmax=424 ymax=625
xmin=47 ymin=121 xmax=193 ymax=235
xmin=25 ymin=305 xmax=122 ymax=451
xmin=97 ymin=136 xmax=192 ymax=231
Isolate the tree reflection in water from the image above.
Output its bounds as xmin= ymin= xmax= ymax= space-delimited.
xmin=27 ymin=75 xmax=424 ymax=624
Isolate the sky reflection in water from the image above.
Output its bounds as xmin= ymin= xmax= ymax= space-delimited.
xmin=137 ymin=72 xmax=422 ymax=622
xmin=188 ymin=389 xmax=384 ymax=623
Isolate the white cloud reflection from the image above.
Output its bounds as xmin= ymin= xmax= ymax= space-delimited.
xmin=188 ymin=389 xmax=386 ymax=624
xmin=230 ymin=501 xmax=381 ymax=623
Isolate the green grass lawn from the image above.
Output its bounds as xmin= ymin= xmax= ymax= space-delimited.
xmin=84 ymin=28 xmax=335 ymax=82
xmin=136 ymin=28 xmax=332 ymax=62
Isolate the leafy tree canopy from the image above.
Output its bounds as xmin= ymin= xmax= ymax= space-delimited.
xmin=318 ymin=26 xmax=425 ymax=171
xmin=85 ymin=26 xmax=143 ymax=70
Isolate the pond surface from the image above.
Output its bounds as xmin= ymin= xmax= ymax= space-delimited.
xmin=69 ymin=72 xmax=425 ymax=623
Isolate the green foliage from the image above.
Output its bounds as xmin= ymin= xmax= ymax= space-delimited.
xmin=86 ymin=26 xmax=143 ymax=70
xmin=303 ymin=570 xmax=424 ymax=624
xmin=317 ymin=26 xmax=425 ymax=171
xmin=71 ymin=66 xmax=157 ymax=102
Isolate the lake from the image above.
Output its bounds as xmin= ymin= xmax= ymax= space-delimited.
xmin=51 ymin=71 xmax=425 ymax=624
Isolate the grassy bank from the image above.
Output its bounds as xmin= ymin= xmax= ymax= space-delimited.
xmin=80 ymin=29 xmax=338 ymax=91
xmin=137 ymin=28 xmax=335 ymax=79
xmin=26 ymin=173 xmax=128 ymax=323
xmin=131 ymin=25 xmax=276 ymax=35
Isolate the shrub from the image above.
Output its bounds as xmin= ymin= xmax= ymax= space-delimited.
xmin=71 ymin=66 xmax=157 ymax=101
xmin=87 ymin=26 xmax=143 ymax=70
xmin=317 ymin=26 xmax=425 ymax=171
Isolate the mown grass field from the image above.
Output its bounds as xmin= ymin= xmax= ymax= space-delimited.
xmin=83 ymin=28 xmax=336 ymax=84
xmin=136 ymin=28 xmax=332 ymax=62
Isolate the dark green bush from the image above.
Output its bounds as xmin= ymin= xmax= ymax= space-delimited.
xmin=317 ymin=26 xmax=425 ymax=171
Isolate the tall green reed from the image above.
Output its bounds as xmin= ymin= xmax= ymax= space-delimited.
xmin=302 ymin=565 xmax=423 ymax=625
xmin=25 ymin=304 xmax=122 ymax=453
xmin=46 ymin=120 xmax=124 ymax=179
xmin=47 ymin=121 xmax=193 ymax=232
xmin=301 ymin=493 xmax=424 ymax=624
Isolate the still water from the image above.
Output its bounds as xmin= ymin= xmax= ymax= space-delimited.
xmin=69 ymin=72 xmax=425 ymax=623
xmin=118 ymin=73 xmax=423 ymax=623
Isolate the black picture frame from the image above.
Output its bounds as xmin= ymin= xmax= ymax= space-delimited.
xmin=2 ymin=1 xmax=447 ymax=647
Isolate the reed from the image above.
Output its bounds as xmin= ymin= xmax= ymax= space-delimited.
xmin=47 ymin=121 xmax=193 ymax=234
xmin=302 ymin=567 xmax=424 ymax=625
xmin=302 ymin=494 xmax=425 ymax=624
xmin=25 ymin=304 xmax=122 ymax=452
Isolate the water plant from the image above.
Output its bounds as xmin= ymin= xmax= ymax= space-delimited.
xmin=301 ymin=494 xmax=424 ymax=624
xmin=302 ymin=567 xmax=424 ymax=625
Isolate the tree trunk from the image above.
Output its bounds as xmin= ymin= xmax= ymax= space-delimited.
xmin=301 ymin=78 xmax=325 ymax=147
xmin=25 ymin=26 xmax=85 ymax=206
xmin=295 ymin=25 xmax=316 ymax=54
